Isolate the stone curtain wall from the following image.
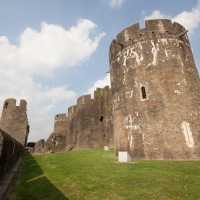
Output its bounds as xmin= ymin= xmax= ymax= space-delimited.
xmin=0 ymin=98 xmax=29 ymax=146
xmin=110 ymin=19 xmax=200 ymax=159
xmin=0 ymin=130 xmax=24 ymax=179
xmin=34 ymin=86 xmax=113 ymax=153
xmin=67 ymin=86 xmax=113 ymax=150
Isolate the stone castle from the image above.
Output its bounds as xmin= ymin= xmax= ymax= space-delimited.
xmin=34 ymin=19 xmax=200 ymax=160
xmin=1 ymin=19 xmax=200 ymax=161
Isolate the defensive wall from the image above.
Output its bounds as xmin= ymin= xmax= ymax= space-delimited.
xmin=34 ymin=86 xmax=113 ymax=153
xmin=67 ymin=86 xmax=113 ymax=150
xmin=0 ymin=130 xmax=24 ymax=179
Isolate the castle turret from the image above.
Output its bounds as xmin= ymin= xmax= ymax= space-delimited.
xmin=110 ymin=19 xmax=200 ymax=159
xmin=0 ymin=98 xmax=29 ymax=146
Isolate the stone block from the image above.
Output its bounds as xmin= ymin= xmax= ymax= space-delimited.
xmin=104 ymin=146 xmax=109 ymax=151
xmin=118 ymin=151 xmax=131 ymax=163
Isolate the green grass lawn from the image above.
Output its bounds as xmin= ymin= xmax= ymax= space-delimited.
xmin=9 ymin=149 xmax=200 ymax=200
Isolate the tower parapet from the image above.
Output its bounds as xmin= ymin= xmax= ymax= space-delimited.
xmin=68 ymin=105 xmax=77 ymax=119
xmin=54 ymin=114 xmax=68 ymax=122
xmin=77 ymin=94 xmax=91 ymax=105
xmin=110 ymin=19 xmax=190 ymax=62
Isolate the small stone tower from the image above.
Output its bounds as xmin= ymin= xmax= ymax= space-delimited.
xmin=0 ymin=98 xmax=29 ymax=146
xmin=109 ymin=19 xmax=200 ymax=159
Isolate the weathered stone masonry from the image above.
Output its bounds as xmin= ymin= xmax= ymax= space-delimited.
xmin=35 ymin=86 xmax=113 ymax=153
xmin=110 ymin=19 xmax=200 ymax=159
xmin=67 ymin=86 xmax=113 ymax=150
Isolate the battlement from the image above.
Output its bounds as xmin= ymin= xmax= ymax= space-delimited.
xmin=110 ymin=19 xmax=189 ymax=59
xmin=77 ymin=94 xmax=91 ymax=105
xmin=3 ymin=98 xmax=27 ymax=110
xmin=94 ymin=86 xmax=110 ymax=100
xmin=68 ymin=105 xmax=77 ymax=116
xmin=116 ymin=19 xmax=186 ymax=43
xmin=19 ymin=99 xmax=27 ymax=108
xmin=54 ymin=114 xmax=68 ymax=122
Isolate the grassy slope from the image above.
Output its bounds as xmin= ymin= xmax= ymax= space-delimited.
xmin=9 ymin=149 xmax=200 ymax=200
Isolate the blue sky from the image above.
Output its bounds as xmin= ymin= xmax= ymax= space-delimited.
xmin=0 ymin=0 xmax=200 ymax=142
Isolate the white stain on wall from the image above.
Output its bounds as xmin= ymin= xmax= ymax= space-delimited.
xmin=123 ymin=49 xmax=129 ymax=66
xmin=158 ymin=20 xmax=165 ymax=33
xmin=130 ymin=49 xmax=141 ymax=65
xmin=181 ymin=121 xmax=194 ymax=148
xmin=128 ymin=133 xmax=133 ymax=148
xmin=165 ymin=49 xmax=169 ymax=57
xmin=124 ymin=115 xmax=142 ymax=147
xmin=161 ymin=39 xmax=168 ymax=45
xmin=124 ymin=29 xmax=130 ymax=42
xmin=126 ymin=90 xmax=134 ymax=99
xmin=174 ymin=90 xmax=181 ymax=94
xmin=151 ymin=41 xmax=159 ymax=66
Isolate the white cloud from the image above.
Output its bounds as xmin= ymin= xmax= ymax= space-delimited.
xmin=85 ymin=73 xmax=111 ymax=97
xmin=144 ymin=10 xmax=171 ymax=20
xmin=0 ymin=19 xmax=105 ymax=142
xmin=106 ymin=0 xmax=125 ymax=9
xmin=144 ymin=0 xmax=200 ymax=33
xmin=172 ymin=0 xmax=200 ymax=33
xmin=18 ymin=19 xmax=105 ymax=77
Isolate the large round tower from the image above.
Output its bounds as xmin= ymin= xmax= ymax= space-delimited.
xmin=109 ymin=19 xmax=200 ymax=159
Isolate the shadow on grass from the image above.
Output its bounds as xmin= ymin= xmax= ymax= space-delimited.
xmin=9 ymin=153 xmax=69 ymax=200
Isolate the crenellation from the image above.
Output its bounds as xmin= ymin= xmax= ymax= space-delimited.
xmin=3 ymin=98 xmax=16 ymax=108
xmin=68 ymin=105 xmax=77 ymax=116
xmin=19 ymin=99 xmax=27 ymax=108
xmin=54 ymin=113 xmax=67 ymax=121
xmin=77 ymin=94 xmax=91 ymax=105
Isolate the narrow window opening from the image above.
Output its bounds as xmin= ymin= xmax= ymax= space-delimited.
xmin=4 ymin=102 xmax=8 ymax=109
xmin=103 ymin=134 xmax=106 ymax=138
xmin=117 ymin=42 xmax=123 ymax=51
xmin=100 ymin=116 xmax=104 ymax=122
xmin=141 ymin=86 xmax=147 ymax=99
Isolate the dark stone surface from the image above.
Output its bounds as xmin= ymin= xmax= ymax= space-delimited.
xmin=0 ymin=130 xmax=24 ymax=179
